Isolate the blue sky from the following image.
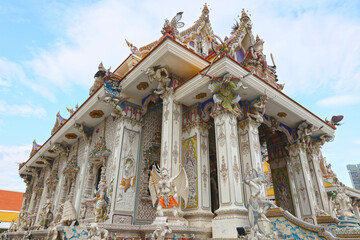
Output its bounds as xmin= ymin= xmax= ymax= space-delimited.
xmin=0 ymin=0 xmax=359 ymax=192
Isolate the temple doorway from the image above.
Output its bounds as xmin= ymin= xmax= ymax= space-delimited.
xmin=259 ymin=124 xmax=295 ymax=215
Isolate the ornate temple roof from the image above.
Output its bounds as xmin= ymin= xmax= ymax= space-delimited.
xmin=124 ymin=5 xmax=281 ymax=90
xmin=29 ymin=140 xmax=42 ymax=158
xmin=51 ymin=112 xmax=67 ymax=135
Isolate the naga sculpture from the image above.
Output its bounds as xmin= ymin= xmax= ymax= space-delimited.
xmin=208 ymin=73 xmax=246 ymax=116
xmin=149 ymin=167 xmax=189 ymax=218
xmin=146 ymin=65 xmax=172 ymax=95
xmin=248 ymin=95 xmax=268 ymax=123
xmin=244 ymin=168 xmax=273 ymax=240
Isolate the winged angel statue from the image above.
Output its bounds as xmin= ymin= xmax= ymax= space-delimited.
xmin=149 ymin=168 xmax=189 ymax=218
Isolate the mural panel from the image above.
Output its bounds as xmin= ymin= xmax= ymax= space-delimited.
xmin=182 ymin=136 xmax=198 ymax=208
xmin=272 ymin=167 xmax=295 ymax=215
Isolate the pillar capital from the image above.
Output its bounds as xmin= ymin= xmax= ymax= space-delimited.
xmin=286 ymin=141 xmax=307 ymax=157
xmin=183 ymin=120 xmax=211 ymax=136
xmin=237 ymin=117 xmax=261 ymax=130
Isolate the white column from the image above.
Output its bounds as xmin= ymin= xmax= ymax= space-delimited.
xmin=287 ymin=142 xmax=317 ymax=224
xmin=182 ymin=121 xmax=213 ymax=227
xmin=238 ymin=118 xmax=264 ymax=203
xmin=74 ymin=142 xmax=91 ymax=217
xmin=307 ymin=141 xmax=330 ymax=215
xmin=212 ymin=111 xmax=247 ymax=238
xmin=160 ymin=91 xmax=181 ymax=177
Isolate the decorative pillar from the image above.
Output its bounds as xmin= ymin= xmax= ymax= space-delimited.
xmin=238 ymin=118 xmax=264 ymax=202
xmin=160 ymin=90 xmax=181 ymax=177
xmin=111 ymin=114 xmax=142 ymax=225
xmin=74 ymin=137 xmax=92 ymax=216
xmin=286 ymin=142 xmax=317 ymax=224
xmin=212 ymin=111 xmax=248 ymax=238
xmin=182 ymin=119 xmax=213 ymax=227
xmin=308 ymin=140 xmax=330 ymax=216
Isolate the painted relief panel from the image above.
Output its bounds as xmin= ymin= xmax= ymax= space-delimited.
xmin=200 ymin=134 xmax=210 ymax=209
xmin=272 ymin=167 xmax=295 ymax=215
xmin=115 ymin=128 xmax=140 ymax=212
xmin=182 ymin=136 xmax=198 ymax=208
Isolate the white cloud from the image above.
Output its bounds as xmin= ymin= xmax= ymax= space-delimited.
xmin=355 ymin=139 xmax=360 ymax=145
xmin=0 ymin=58 xmax=56 ymax=101
xmin=13 ymin=0 xmax=358 ymax=102
xmin=0 ymin=76 xmax=10 ymax=87
xmin=316 ymin=94 xmax=360 ymax=107
xmin=0 ymin=144 xmax=31 ymax=192
xmin=0 ymin=100 xmax=46 ymax=118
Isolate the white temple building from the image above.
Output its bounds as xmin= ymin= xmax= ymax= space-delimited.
xmin=5 ymin=5 xmax=360 ymax=240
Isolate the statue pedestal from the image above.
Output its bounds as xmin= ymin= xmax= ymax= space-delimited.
xmin=184 ymin=212 xmax=213 ymax=228
xmin=152 ymin=209 xmax=189 ymax=226
xmin=212 ymin=209 xmax=249 ymax=238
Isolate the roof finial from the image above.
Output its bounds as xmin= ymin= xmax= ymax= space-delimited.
xmin=241 ymin=8 xmax=250 ymax=22
xmin=202 ymin=3 xmax=209 ymax=14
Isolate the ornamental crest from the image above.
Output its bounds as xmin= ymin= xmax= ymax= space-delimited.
xmin=89 ymin=136 xmax=111 ymax=161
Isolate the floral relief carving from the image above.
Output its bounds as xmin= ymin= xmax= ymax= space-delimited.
xmin=173 ymin=104 xmax=180 ymax=123
xmin=220 ymin=156 xmax=228 ymax=182
xmin=233 ymin=157 xmax=240 ymax=183
xmin=230 ymin=128 xmax=237 ymax=148
xmin=202 ymin=164 xmax=208 ymax=188
xmin=218 ymin=125 xmax=226 ymax=147
xmin=162 ymin=142 xmax=168 ymax=166
xmin=172 ymin=141 xmax=179 ymax=164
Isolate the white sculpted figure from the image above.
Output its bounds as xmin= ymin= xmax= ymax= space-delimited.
xmin=152 ymin=223 xmax=172 ymax=240
xmin=149 ymin=167 xmax=189 ymax=218
xmin=60 ymin=200 xmax=77 ymax=226
xmin=248 ymin=95 xmax=268 ymax=123
xmin=94 ymin=173 xmax=110 ymax=222
xmin=244 ymin=168 xmax=272 ymax=240
xmin=334 ymin=187 xmax=355 ymax=218
xmin=145 ymin=66 xmax=171 ymax=95
xmin=88 ymin=223 xmax=108 ymax=240
xmin=40 ymin=199 xmax=53 ymax=229
xmin=116 ymin=158 xmax=136 ymax=210
xmin=297 ymin=121 xmax=321 ymax=149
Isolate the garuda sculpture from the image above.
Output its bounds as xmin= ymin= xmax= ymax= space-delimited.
xmin=149 ymin=167 xmax=189 ymax=218
xmin=208 ymin=73 xmax=246 ymax=116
